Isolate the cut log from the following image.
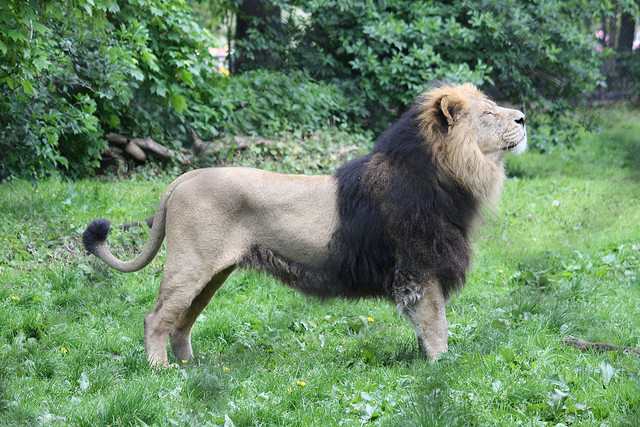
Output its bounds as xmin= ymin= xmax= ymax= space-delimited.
xmin=124 ymin=141 xmax=147 ymax=162
xmin=105 ymin=133 xmax=129 ymax=146
xmin=131 ymin=137 xmax=191 ymax=165
xmin=190 ymin=129 xmax=208 ymax=156
xmin=132 ymin=137 xmax=173 ymax=159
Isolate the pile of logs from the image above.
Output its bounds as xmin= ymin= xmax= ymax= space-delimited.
xmin=102 ymin=131 xmax=362 ymax=170
xmin=104 ymin=133 xmax=191 ymax=165
xmin=103 ymin=132 xmax=271 ymax=166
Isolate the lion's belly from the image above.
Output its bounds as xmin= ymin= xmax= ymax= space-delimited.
xmin=240 ymin=171 xmax=339 ymax=269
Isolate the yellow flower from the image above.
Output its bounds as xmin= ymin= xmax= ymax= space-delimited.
xmin=181 ymin=360 xmax=188 ymax=364
xmin=61 ymin=347 xmax=68 ymax=354
xmin=296 ymin=381 xmax=307 ymax=387
xmin=222 ymin=366 xmax=230 ymax=371
xmin=366 ymin=317 xmax=374 ymax=322
xmin=11 ymin=296 xmax=20 ymax=301
xmin=287 ymin=388 xmax=293 ymax=393
xmin=365 ymin=339 xmax=372 ymax=344
xmin=498 ymin=270 xmax=504 ymax=274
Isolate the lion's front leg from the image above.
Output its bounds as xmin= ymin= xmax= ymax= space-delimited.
xmin=396 ymin=279 xmax=448 ymax=360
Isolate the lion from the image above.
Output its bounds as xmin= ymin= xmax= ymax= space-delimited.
xmin=83 ymin=82 xmax=527 ymax=366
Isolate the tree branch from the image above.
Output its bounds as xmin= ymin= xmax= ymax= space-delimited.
xmin=562 ymin=338 xmax=640 ymax=355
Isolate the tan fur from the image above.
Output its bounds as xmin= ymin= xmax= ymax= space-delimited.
xmin=406 ymin=280 xmax=448 ymax=359
xmin=417 ymin=82 xmax=526 ymax=210
xmin=85 ymin=83 xmax=526 ymax=365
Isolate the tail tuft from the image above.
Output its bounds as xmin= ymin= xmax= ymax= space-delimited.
xmin=83 ymin=219 xmax=111 ymax=254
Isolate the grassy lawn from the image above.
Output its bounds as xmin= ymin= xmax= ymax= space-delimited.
xmin=1 ymin=108 xmax=639 ymax=426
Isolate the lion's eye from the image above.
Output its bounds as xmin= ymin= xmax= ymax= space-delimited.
xmin=483 ymin=111 xmax=494 ymax=116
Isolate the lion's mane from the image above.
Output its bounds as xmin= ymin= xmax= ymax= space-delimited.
xmin=240 ymin=83 xmax=505 ymax=303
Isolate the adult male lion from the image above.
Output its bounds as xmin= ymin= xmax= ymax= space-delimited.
xmin=84 ymin=83 xmax=526 ymax=366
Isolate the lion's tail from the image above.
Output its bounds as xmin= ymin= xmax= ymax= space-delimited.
xmin=82 ymin=180 xmax=177 ymax=273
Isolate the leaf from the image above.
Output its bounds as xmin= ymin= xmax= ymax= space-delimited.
xmin=498 ymin=346 xmax=515 ymax=363
xmin=599 ymin=360 xmax=615 ymax=386
xmin=31 ymin=21 xmax=49 ymax=34
xmin=547 ymin=388 xmax=570 ymax=411
xmin=79 ymin=372 xmax=90 ymax=391
xmin=21 ymin=80 xmax=35 ymax=96
xmin=544 ymin=374 xmax=570 ymax=392
xmin=601 ymin=254 xmax=616 ymax=265
xmin=491 ymin=319 xmax=509 ymax=329
xmin=171 ymin=93 xmax=187 ymax=113
xmin=567 ymin=402 xmax=590 ymax=413
xmin=526 ymin=403 xmax=548 ymax=412
xmin=224 ymin=414 xmax=236 ymax=427
xmin=32 ymin=56 xmax=50 ymax=72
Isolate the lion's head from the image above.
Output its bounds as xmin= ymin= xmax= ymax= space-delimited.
xmin=417 ymin=83 xmax=527 ymax=207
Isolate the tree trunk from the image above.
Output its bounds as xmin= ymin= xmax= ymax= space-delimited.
xmin=233 ymin=0 xmax=281 ymax=72
xmin=617 ymin=11 xmax=636 ymax=52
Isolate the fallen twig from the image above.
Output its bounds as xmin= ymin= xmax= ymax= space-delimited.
xmin=121 ymin=216 xmax=155 ymax=231
xmin=562 ymin=338 xmax=640 ymax=355
xmin=10 ymin=217 xmax=154 ymax=252
xmin=189 ymin=129 xmax=270 ymax=157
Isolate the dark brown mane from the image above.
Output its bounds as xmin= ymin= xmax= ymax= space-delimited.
xmin=328 ymin=99 xmax=478 ymax=302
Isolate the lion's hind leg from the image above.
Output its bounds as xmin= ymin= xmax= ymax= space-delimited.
xmin=144 ymin=258 xmax=236 ymax=367
xmin=169 ymin=266 xmax=234 ymax=361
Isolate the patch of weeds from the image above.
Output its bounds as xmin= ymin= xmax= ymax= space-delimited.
xmin=10 ymin=311 xmax=49 ymax=342
xmin=524 ymin=373 xmax=595 ymax=424
xmin=183 ymin=368 xmax=225 ymax=402
xmin=511 ymin=250 xmax=563 ymax=288
xmin=399 ymin=380 xmax=478 ymax=426
xmin=87 ymin=386 xmax=164 ymax=426
xmin=118 ymin=350 xmax=149 ymax=377
xmin=340 ymin=384 xmax=408 ymax=423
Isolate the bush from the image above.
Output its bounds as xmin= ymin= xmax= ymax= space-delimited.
xmin=0 ymin=0 xmax=197 ymax=181
xmin=190 ymin=70 xmax=356 ymax=138
xmin=236 ymin=0 xmax=604 ymax=142
xmin=0 ymin=0 xmax=355 ymax=181
xmin=0 ymin=2 xmax=125 ymax=180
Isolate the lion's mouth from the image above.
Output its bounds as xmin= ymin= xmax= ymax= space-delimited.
xmin=502 ymin=133 xmax=527 ymax=151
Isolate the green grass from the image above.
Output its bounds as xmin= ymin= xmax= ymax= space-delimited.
xmin=1 ymin=108 xmax=639 ymax=426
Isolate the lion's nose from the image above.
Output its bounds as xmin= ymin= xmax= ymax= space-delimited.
xmin=515 ymin=114 xmax=526 ymax=126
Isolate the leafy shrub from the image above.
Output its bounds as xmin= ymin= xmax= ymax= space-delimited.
xmin=236 ymin=0 xmax=604 ymax=141
xmin=0 ymin=0 xmax=190 ymax=181
xmin=0 ymin=3 xmax=123 ymax=180
xmin=191 ymin=70 xmax=356 ymax=139
xmin=0 ymin=0 xmax=355 ymax=181
xmin=198 ymin=128 xmax=370 ymax=175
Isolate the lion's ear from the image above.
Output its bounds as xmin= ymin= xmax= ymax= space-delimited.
xmin=439 ymin=95 xmax=464 ymax=127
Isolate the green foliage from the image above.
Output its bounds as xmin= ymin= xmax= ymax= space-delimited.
xmin=188 ymin=70 xmax=356 ymax=139
xmin=199 ymin=128 xmax=370 ymax=175
xmin=0 ymin=0 xmax=190 ymax=180
xmin=1 ymin=0 xmax=351 ymax=181
xmin=236 ymin=0 xmax=604 ymax=141
xmin=0 ymin=1 xmax=121 ymax=180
